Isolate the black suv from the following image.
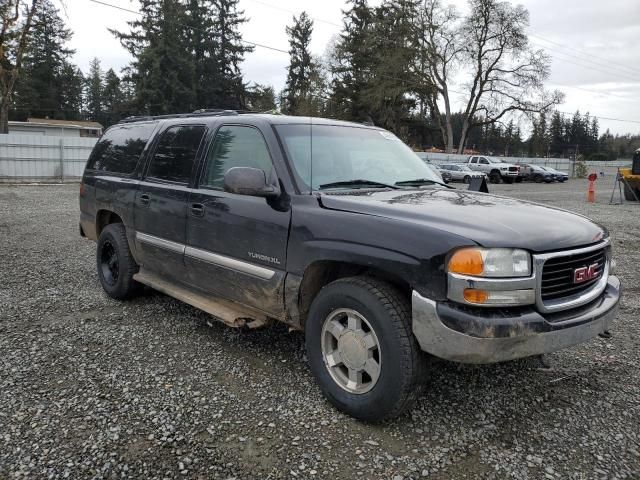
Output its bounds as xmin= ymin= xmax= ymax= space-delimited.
xmin=80 ymin=111 xmax=620 ymax=421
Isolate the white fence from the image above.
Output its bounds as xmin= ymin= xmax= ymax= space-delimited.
xmin=0 ymin=133 xmax=633 ymax=182
xmin=0 ymin=134 xmax=97 ymax=183
xmin=416 ymin=152 xmax=631 ymax=175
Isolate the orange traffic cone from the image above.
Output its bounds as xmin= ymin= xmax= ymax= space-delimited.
xmin=587 ymin=174 xmax=597 ymax=202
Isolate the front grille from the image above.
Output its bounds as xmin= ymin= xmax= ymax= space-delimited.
xmin=508 ymin=167 xmax=518 ymax=172
xmin=541 ymin=248 xmax=606 ymax=301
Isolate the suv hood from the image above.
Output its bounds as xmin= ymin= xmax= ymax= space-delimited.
xmin=319 ymin=188 xmax=605 ymax=252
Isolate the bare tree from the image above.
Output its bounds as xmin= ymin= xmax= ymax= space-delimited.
xmin=0 ymin=0 xmax=39 ymax=134
xmin=416 ymin=0 xmax=563 ymax=153
xmin=415 ymin=0 xmax=463 ymax=153
xmin=456 ymin=0 xmax=563 ymax=153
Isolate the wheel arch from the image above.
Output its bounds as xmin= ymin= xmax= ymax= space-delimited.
xmin=294 ymin=260 xmax=411 ymax=329
xmin=96 ymin=209 xmax=124 ymax=237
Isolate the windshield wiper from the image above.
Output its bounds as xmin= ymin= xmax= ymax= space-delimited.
xmin=319 ymin=179 xmax=401 ymax=190
xmin=395 ymin=178 xmax=450 ymax=188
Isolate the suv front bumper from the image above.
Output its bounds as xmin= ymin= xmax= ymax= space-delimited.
xmin=411 ymin=276 xmax=620 ymax=364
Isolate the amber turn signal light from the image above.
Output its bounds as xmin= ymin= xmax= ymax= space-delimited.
xmin=463 ymin=288 xmax=489 ymax=304
xmin=448 ymin=248 xmax=484 ymax=276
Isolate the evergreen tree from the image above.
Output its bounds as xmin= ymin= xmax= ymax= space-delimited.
xmin=212 ymin=0 xmax=253 ymax=109
xmin=282 ymin=12 xmax=319 ymax=115
xmin=245 ymin=83 xmax=277 ymax=112
xmin=58 ymin=62 xmax=84 ymax=121
xmin=12 ymin=0 xmax=79 ymax=120
xmin=113 ymin=0 xmax=196 ymax=115
xmin=549 ymin=111 xmax=565 ymax=155
xmin=102 ymin=68 xmax=125 ymax=126
xmin=85 ymin=57 xmax=103 ymax=123
xmin=361 ymin=0 xmax=419 ymax=135
xmin=330 ymin=0 xmax=375 ymax=121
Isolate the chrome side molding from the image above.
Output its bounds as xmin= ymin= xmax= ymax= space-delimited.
xmin=136 ymin=231 xmax=185 ymax=254
xmin=184 ymin=246 xmax=275 ymax=280
xmin=135 ymin=231 xmax=276 ymax=280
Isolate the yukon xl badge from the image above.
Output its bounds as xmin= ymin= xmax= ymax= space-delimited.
xmin=248 ymin=252 xmax=281 ymax=265
xmin=573 ymin=263 xmax=599 ymax=284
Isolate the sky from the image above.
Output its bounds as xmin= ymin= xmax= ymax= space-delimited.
xmin=64 ymin=0 xmax=640 ymax=135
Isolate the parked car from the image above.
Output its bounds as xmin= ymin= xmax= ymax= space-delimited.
xmin=429 ymin=164 xmax=452 ymax=183
xmin=519 ymin=164 xmax=554 ymax=183
xmin=439 ymin=163 xmax=487 ymax=183
xmin=465 ymin=155 xmax=521 ymax=183
xmin=80 ymin=112 xmax=620 ymax=421
xmin=540 ymin=166 xmax=569 ymax=182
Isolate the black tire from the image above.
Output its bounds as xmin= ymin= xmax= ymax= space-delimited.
xmin=463 ymin=175 xmax=470 ymax=184
xmin=489 ymin=171 xmax=502 ymax=183
xmin=623 ymin=182 xmax=639 ymax=201
xmin=305 ymin=276 xmax=425 ymax=422
xmin=534 ymin=174 xmax=544 ymax=183
xmin=96 ymin=223 xmax=141 ymax=299
xmin=503 ymin=177 xmax=514 ymax=184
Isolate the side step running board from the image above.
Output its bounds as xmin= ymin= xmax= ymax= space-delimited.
xmin=133 ymin=270 xmax=269 ymax=328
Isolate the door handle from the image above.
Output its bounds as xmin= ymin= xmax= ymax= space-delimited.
xmin=191 ymin=203 xmax=205 ymax=217
xmin=140 ymin=193 xmax=150 ymax=206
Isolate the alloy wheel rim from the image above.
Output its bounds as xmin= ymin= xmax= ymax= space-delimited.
xmin=100 ymin=240 xmax=119 ymax=286
xmin=321 ymin=308 xmax=381 ymax=394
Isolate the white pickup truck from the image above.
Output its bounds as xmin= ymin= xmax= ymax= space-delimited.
xmin=465 ymin=155 xmax=521 ymax=184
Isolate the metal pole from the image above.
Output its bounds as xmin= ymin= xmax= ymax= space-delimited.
xmin=59 ymin=138 xmax=64 ymax=183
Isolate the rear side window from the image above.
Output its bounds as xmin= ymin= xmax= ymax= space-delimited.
xmin=86 ymin=122 xmax=156 ymax=174
xmin=470 ymin=157 xmax=477 ymax=163
xmin=146 ymin=125 xmax=206 ymax=183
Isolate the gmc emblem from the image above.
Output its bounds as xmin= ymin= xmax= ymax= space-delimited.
xmin=573 ymin=263 xmax=599 ymax=284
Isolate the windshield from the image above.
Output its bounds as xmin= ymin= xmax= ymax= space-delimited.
xmin=275 ymin=124 xmax=441 ymax=190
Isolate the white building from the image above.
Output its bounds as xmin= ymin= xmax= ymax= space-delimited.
xmin=8 ymin=118 xmax=103 ymax=138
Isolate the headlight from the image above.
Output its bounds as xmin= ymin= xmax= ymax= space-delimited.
xmin=500 ymin=166 xmax=508 ymax=170
xmin=448 ymin=248 xmax=531 ymax=277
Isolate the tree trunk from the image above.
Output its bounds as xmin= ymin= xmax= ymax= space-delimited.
xmin=457 ymin=120 xmax=470 ymax=154
xmin=445 ymin=118 xmax=454 ymax=153
xmin=442 ymin=87 xmax=454 ymax=153
xmin=0 ymin=97 xmax=9 ymax=134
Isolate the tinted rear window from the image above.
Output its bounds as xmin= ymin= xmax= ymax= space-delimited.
xmin=86 ymin=122 xmax=156 ymax=174
xmin=146 ymin=125 xmax=206 ymax=183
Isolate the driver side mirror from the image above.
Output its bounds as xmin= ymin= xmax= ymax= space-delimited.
xmin=223 ymin=167 xmax=280 ymax=198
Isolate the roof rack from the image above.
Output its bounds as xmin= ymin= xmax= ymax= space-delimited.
xmin=118 ymin=109 xmax=258 ymax=124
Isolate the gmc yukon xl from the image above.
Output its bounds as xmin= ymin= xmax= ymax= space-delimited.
xmin=79 ymin=111 xmax=621 ymax=421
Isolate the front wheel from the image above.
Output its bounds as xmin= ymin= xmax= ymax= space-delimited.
xmin=623 ymin=182 xmax=639 ymax=201
xmin=96 ymin=223 xmax=141 ymax=299
xmin=463 ymin=175 xmax=470 ymax=184
xmin=489 ymin=171 xmax=502 ymax=183
xmin=305 ymin=277 xmax=425 ymax=422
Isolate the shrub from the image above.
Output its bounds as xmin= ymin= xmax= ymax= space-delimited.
xmin=575 ymin=160 xmax=588 ymax=178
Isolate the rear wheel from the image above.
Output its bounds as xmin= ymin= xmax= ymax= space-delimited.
xmin=305 ymin=276 xmax=425 ymax=422
xmin=623 ymin=182 xmax=639 ymax=201
xmin=96 ymin=223 xmax=141 ymax=299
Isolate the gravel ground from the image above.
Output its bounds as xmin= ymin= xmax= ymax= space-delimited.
xmin=1 ymin=180 xmax=638 ymax=480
